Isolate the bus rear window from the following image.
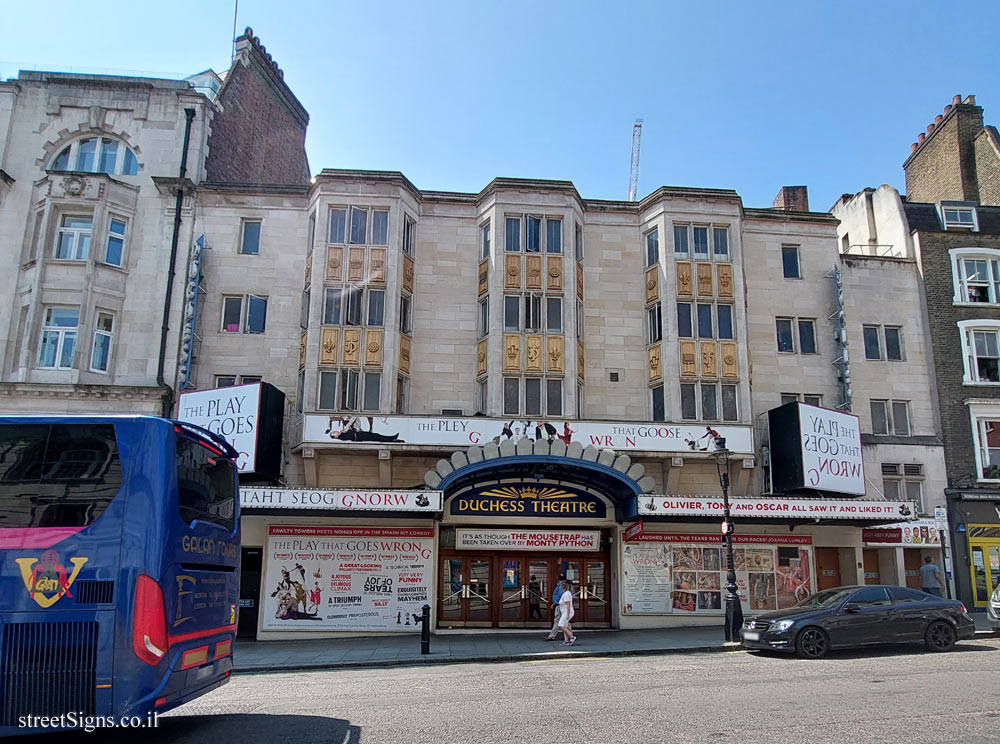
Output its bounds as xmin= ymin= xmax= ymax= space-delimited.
xmin=0 ymin=423 xmax=122 ymax=529
xmin=175 ymin=435 xmax=236 ymax=531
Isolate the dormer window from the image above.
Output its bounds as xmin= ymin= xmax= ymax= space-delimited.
xmin=940 ymin=203 xmax=977 ymax=231
xmin=50 ymin=137 xmax=139 ymax=176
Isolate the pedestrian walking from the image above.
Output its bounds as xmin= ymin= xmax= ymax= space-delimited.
xmin=557 ymin=580 xmax=576 ymax=646
xmin=528 ymin=575 xmax=543 ymax=619
xmin=544 ymin=573 xmax=567 ymax=640
xmin=920 ymin=556 xmax=944 ymax=596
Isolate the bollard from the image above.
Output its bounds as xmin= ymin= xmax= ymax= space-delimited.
xmin=420 ymin=604 xmax=430 ymax=655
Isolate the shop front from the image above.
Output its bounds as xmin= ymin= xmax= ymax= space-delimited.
xmin=946 ymin=490 xmax=1000 ymax=608
xmin=861 ymin=516 xmax=949 ymax=592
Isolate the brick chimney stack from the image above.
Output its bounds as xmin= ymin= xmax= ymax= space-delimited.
xmin=903 ymin=94 xmax=985 ymax=204
xmin=773 ymin=186 xmax=809 ymax=212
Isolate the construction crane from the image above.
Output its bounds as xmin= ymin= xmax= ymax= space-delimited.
xmin=628 ymin=119 xmax=643 ymax=201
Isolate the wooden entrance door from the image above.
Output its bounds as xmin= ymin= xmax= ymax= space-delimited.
xmin=814 ymin=547 xmax=841 ymax=591
xmin=862 ymin=549 xmax=881 ymax=585
xmin=903 ymin=549 xmax=922 ymax=589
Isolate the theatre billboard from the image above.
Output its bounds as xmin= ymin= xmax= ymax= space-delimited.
xmin=768 ymin=402 xmax=865 ymax=496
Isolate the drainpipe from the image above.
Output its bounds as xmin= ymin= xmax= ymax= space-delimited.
xmin=157 ymin=108 xmax=196 ymax=417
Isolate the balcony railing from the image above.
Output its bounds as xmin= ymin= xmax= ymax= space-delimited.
xmin=841 ymin=244 xmax=903 ymax=258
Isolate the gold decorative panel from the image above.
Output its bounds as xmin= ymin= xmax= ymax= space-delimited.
xmin=525 ymin=335 xmax=543 ymax=372
xmin=402 ymin=254 xmax=414 ymax=294
xmin=369 ymin=248 xmax=386 ymax=284
xmin=680 ymin=340 xmax=697 ymax=377
xmin=299 ymin=333 xmax=306 ymax=369
xmin=700 ymin=341 xmax=718 ymax=378
xmin=478 ymin=260 xmax=489 ymax=296
xmin=342 ymin=328 xmax=361 ymax=366
xmin=320 ymin=328 xmax=339 ymax=365
xmin=644 ymin=266 xmax=658 ymax=305
xmin=721 ymin=341 xmax=739 ymax=378
xmin=326 ymin=246 xmax=344 ymax=281
xmin=348 ymin=248 xmax=366 ymax=282
xmin=717 ymin=263 xmax=734 ymax=298
xmin=399 ymin=336 xmax=411 ymax=375
xmin=676 ymin=262 xmax=693 ymax=296
xmin=503 ymin=334 xmax=521 ymax=371
xmin=304 ymin=252 xmax=312 ymax=289
xmin=364 ymin=329 xmax=383 ymax=366
xmin=547 ymin=335 xmax=564 ymax=374
xmin=505 ymin=255 xmax=521 ymax=290
xmin=576 ymin=267 xmax=584 ymax=300
xmin=648 ymin=343 xmax=662 ymax=381
xmin=526 ymin=255 xmax=543 ymax=290
xmin=547 ymin=257 xmax=563 ymax=291
xmin=477 ymin=338 xmax=488 ymax=377
xmin=577 ymin=341 xmax=584 ymax=380
xmin=697 ymin=263 xmax=714 ymax=297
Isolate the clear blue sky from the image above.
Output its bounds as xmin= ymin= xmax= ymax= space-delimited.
xmin=4 ymin=1 xmax=998 ymax=211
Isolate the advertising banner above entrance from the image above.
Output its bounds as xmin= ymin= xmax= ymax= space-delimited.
xmin=862 ymin=518 xmax=943 ymax=546
xmin=242 ymin=487 xmax=442 ymax=512
xmin=455 ymin=529 xmax=600 ymax=551
xmin=450 ymin=485 xmax=606 ymax=518
xmin=634 ymin=495 xmax=917 ymax=521
xmin=303 ymin=414 xmax=753 ymax=454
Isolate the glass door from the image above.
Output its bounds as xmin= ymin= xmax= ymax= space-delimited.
xmin=582 ymin=560 xmax=609 ymax=623
xmin=498 ymin=557 xmax=525 ymax=627
xmin=467 ymin=558 xmax=492 ymax=626
xmin=526 ymin=559 xmax=551 ymax=628
xmin=438 ymin=555 xmax=492 ymax=626
xmin=440 ymin=557 xmax=464 ymax=624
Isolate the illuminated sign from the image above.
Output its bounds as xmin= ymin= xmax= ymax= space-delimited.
xmin=450 ymin=485 xmax=606 ymax=518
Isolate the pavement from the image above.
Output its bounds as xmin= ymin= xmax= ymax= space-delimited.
xmin=233 ymin=611 xmax=998 ymax=673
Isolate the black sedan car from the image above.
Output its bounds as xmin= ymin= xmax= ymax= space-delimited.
xmin=740 ymin=584 xmax=975 ymax=659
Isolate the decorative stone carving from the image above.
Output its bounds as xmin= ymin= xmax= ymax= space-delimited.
xmin=299 ymin=332 xmax=307 ymax=369
xmin=399 ymin=336 xmax=411 ymax=374
xmin=320 ymin=328 xmax=339 ymax=365
xmin=505 ymin=255 xmax=521 ymax=289
xmin=717 ymin=263 xmax=734 ymax=298
xmin=342 ymin=328 xmax=361 ymax=366
xmin=326 ymin=246 xmax=343 ymax=281
xmin=697 ymin=263 xmax=714 ymax=297
xmin=364 ymin=329 xmax=383 ymax=366
xmin=369 ymin=248 xmax=386 ymax=284
xmin=700 ymin=341 xmax=718 ymax=377
xmin=577 ymin=340 xmax=584 ymax=380
xmin=547 ymin=335 xmax=564 ymax=374
xmin=402 ymin=254 xmax=414 ymax=294
xmin=648 ymin=343 xmax=661 ymax=381
xmin=576 ymin=267 xmax=584 ymax=300
xmin=478 ymin=260 xmax=489 ymax=296
xmin=676 ymin=262 xmax=693 ymax=296
xmin=525 ymin=335 xmax=543 ymax=372
xmin=303 ymin=252 xmax=312 ymax=289
xmin=526 ymin=255 xmax=542 ymax=289
xmin=348 ymin=248 xmax=365 ymax=282
xmin=547 ymin=257 xmax=563 ymax=291
xmin=680 ymin=340 xmax=697 ymax=377
xmin=477 ymin=338 xmax=487 ymax=377
xmin=503 ymin=334 xmax=521 ymax=371
xmin=645 ymin=266 xmax=658 ymax=305
xmin=722 ymin=341 xmax=739 ymax=378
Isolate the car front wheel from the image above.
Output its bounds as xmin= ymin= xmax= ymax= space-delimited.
xmin=796 ymin=626 xmax=829 ymax=659
xmin=924 ymin=620 xmax=956 ymax=652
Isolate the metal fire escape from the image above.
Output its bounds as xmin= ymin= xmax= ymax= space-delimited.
xmin=825 ymin=265 xmax=852 ymax=411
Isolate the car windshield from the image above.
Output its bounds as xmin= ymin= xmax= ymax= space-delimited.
xmin=794 ymin=589 xmax=855 ymax=608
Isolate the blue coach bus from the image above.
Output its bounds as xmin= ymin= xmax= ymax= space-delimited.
xmin=0 ymin=416 xmax=241 ymax=736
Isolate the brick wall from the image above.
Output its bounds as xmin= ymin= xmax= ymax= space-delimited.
xmin=974 ymin=127 xmax=1000 ymax=206
xmin=904 ymin=102 xmax=984 ymax=203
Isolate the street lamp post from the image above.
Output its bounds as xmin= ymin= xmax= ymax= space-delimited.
xmin=714 ymin=440 xmax=744 ymax=642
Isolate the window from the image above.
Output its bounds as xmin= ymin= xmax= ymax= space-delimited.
xmin=363 ymin=372 xmax=381 ymax=411
xmin=864 ymin=324 xmax=904 ymax=361
xmin=780 ymin=393 xmax=798 ymax=406
xmin=701 ymin=384 xmax=718 ymax=421
xmin=221 ymin=295 xmax=267 ymax=334
xmin=318 ymin=372 xmax=338 ymax=410
xmin=525 ymin=378 xmax=542 ymax=416
xmin=648 ymin=304 xmax=662 ymax=344
xmin=546 ymin=218 xmax=562 ymax=254
xmin=721 ymin=384 xmax=738 ymax=422
xmin=885 ymin=327 xmax=902 ymax=360
xmin=950 ymin=249 xmax=1000 ymax=304
xmin=240 ymin=376 xmax=261 ymax=384
xmin=942 ymin=205 xmax=976 ymax=230
xmin=575 ymin=223 xmax=583 ymax=261
xmin=216 ymin=376 xmax=237 ymax=388
xmin=175 ymin=433 xmax=236 ymax=531
xmin=502 ymin=377 xmax=562 ymax=416
xmin=677 ymin=303 xmax=693 ymax=338
xmin=476 ymin=379 xmax=487 ymax=415
xmin=396 ymin=376 xmax=409 ymax=414
xmin=651 ymin=385 xmax=665 ymax=422
xmin=888 ymin=586 xmax=932 ymax=603
xmin=350 ymin=207 xmax=368 ymax=244
xmin=90 ymin=312 xmax=114 ymax=373
xmin=329 ymin=208 xmax=347 ymax=243
xmin=673 ymin=225 xmax=689 ymax=257
xmin=697 ymin=303 xmax=713 ymax=339
xmin=863 ymin=325 xmax=881 ymax=359
xmin=717 ymin=305 xmax=734 ymax=340
xmin=545 ymin=379 xmax=562 ymax=416
xmin=340 ymin=369 xmax=359 ymax=410
xmin=975 ymin=415 xmax=1000 ymax=479
xmin=577 ymin=383 xmax=584 ymax=419
xmin=400 ymin=295 xmax=412 ymax=335
xmin=870 ymin=399 xmax=910 ymax=436
xmin=679 ymin=381 xmax=736 ymax=421
xmin=403 ymin=216 xmax=415 ymax=256
xmin=105 ymin=217 xmax=126 ymax=267
xmin=50 ymin=137 xmax=139 ymax=176
xmin=849 ymin=587 xmax=891 ymax=607
xmin=479 ymin=298 xmax=489 ymax=338
xmin=776 ymin=318 xmax=794 ymax=352
xmin=367 ymin=289 xmax=385 ymax=326
xmin=309 ymin=213 xmax=316 ymax=248
xmin=576 ymin=300 xmax=585 ymax=339
xmin=798 ymin=320 xmax=816 ymax=354
xmin=713 ymin=228 xmax=729 ymax=260
xmin=324 ymin=287 xmax=343 ymax=325
xmin=371 ymin=210 xmax=389 ymax=246
xmin=504 ymin=296 xmax=520 ymax=331
xmin=526 ymin=216 xmax=541 ymax=253
xmin=344 ymin=285 xmax=363 ymax=326
xmin=680 ymin=383 xmax=697 ymax=420
xmin=505 ymin=217 xmax=521 ymax=252
xmin=300 ymin=290 xmax=310 ymax=330
xmin=781 ymin=245 xmax=801 ymax=279
xmin=803 ymin=394 xmax=822 ymax=407
xmin=960 ymin=322 xmax=1000 ymax=383
xmin=881 ymin=463 xmax=925 ymax=512
xmin=481 ymin=221 xmax=491 ymax=260
xmin=240 ymin=220 xmax=261 ymax=255
xmin=38 ymin=307 xmax=79 ymax=369
xmin=525 ymin=294 xmax=542 ymax=332
xmin=296 ymin=371 xmax=305 ymax=414
xmin=693 ymin=226 xmax=709 ymax=258
xmin=646 ymin=229 xmax=659 ymax=266
xmin=503 ymin=377 xmax=519 ymax=415
xmin=54 ymin=215 xmax=91 ymax=260
xmin=546 ymin=297 xmax=562 ymax=333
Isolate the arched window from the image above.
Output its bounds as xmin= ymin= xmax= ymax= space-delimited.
xmin=49 ymin=137 xmax=139 ymax=176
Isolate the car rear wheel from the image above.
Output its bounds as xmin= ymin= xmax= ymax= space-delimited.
xmin=796 ymin=626 xmax=829 ymax=659
xmin=924 ymin=620 xmax=956 ymax=652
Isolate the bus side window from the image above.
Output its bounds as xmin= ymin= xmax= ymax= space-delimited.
xmin=175 ymin=436 xmax=236 ymax=531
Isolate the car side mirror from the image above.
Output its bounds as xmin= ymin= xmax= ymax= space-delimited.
xmin=843 ymin=603 xmax=860 ymax=614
